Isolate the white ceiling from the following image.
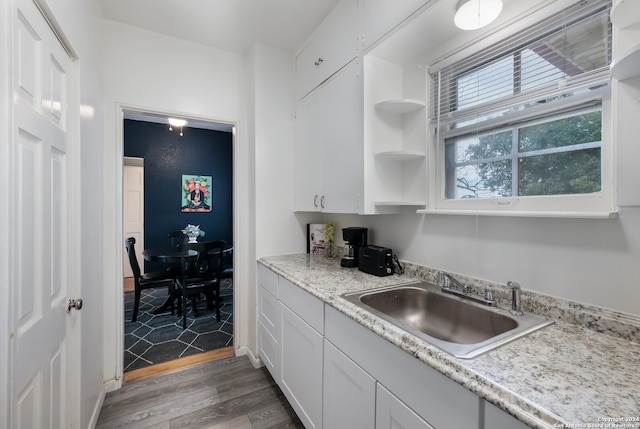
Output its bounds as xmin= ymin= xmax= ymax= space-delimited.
xmin=97 ymin=0 xmax=341 ymax=55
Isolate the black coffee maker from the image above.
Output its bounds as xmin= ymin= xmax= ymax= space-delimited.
xmin=340 ymin=227 xmax=368 ymax=268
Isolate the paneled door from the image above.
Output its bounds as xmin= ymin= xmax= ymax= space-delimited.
xmin=123 ymin=163 xmax=144 ymax=277
xmin=9 ymin=0 xmax=79 ymax=427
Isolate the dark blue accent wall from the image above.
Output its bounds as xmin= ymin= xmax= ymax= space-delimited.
xmin=124 ymin=119 xmax=233 ymax=269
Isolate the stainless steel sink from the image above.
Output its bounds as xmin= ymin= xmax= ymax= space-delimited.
xmin=342 ymin=282 xmax=553 ymax=359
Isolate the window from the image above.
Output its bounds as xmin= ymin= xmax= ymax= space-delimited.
xmin=427 ymin=0 xmax=615 ymax=217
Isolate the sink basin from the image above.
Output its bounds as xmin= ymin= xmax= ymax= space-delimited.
xmin=342 ymin=282 xmax=553 ymax=359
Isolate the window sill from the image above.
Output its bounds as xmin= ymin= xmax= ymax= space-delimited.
xmin=415 ymin=208 xmax=618 ymax=219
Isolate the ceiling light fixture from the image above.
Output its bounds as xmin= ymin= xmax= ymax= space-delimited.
xmin=168 ymin=117 xmax=187 ymax=136
xmin=454 ymin=0 xmax=503 ymax=31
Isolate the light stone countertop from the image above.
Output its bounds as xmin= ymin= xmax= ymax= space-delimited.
xmin=258 ymin=253 xmax=640 ymax=429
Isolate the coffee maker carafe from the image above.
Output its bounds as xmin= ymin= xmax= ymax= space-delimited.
xmin=340 ymin=227 xmax=368 ymax=268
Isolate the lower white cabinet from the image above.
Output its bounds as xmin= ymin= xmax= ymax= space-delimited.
xmin=257 ymin=265 xmax=279 ymax=380
xmin=484 ymin=401 xmax=530 ymax=429
xmin=376 ymin=383 xmax=433 ymax=429
xmin=257 ymin=264 xmax=532 ymax=429
xmin=323 ymin=340 xmax=376 ymax=429
xmin=257 ymin=285 xmax=279 ymax=380
xmin=280 ymin=304 xmax=324 ymax=429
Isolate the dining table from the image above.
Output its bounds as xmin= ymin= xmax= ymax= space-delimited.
xmin=141 ymin=243 xmax=233 ymax=315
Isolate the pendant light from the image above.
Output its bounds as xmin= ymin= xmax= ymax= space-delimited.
xmin=454 ymin=0 xmax=503 ymax=30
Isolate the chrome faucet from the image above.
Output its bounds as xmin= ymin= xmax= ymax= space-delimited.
xmin=436 ymin=271 xmax=496 ymax=307
xmin=507 ymin=281 xmax=523 ymax=316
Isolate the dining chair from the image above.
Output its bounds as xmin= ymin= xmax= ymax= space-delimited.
xmin=125 ymin=237 xmax=177 ymax=322
xmin=168 ymin=230 xmax=188 ymax=248
xmin=221 ymin=245 xmax=233 ymax=283
xmin=175 ymin=240 xmax=227 ymax=329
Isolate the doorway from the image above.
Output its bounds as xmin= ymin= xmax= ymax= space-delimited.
xmin=121 ymin=110 xmax=235 ymax=373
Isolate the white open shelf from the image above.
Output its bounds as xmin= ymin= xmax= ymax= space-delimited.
xmin=375 ymin=200 xmax=426 ymax=206
xmin=375 ymin=150 xmax=425 ymax=161
xmin=611 ymin=0 xmax=639 ymax=30
xmin=375 ymin=99 xmax=425 ymax=114
xmin=611 ymin=41 xmax=640 ymax=81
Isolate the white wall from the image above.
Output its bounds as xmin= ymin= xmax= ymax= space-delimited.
xmin=101 ymin=20 xmax=251 ymax=384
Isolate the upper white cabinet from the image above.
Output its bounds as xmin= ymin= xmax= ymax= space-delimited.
xmin=362 ymin=0 xmax=429 ymax=50
xmin=295 ymin=0 xmax=360 ymax=100
xmin=293 ymin=0 xmax=430 ymax=214
xmin=610 ymin=0 xmax=640 ymax=81
xmin=294 ymin=59 xmax=363 ymax=213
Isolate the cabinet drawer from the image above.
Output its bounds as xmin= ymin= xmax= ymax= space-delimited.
xmin=258 ymin=263 xmax=278 ymax=297
xmin=258 ymin=320 xmax=279 ymax=380
xmin=279 ymin=276 xmax=324 ymax=334
xmin=258 ymin=285 xmax=278 ymax=337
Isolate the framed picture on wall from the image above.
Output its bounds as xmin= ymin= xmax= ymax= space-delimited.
xmin=181 ymin=174 xmax=212 ymax=212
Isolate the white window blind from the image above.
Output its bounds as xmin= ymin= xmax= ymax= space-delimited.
xmin=430 ymin=0 xmax=612 ymax=132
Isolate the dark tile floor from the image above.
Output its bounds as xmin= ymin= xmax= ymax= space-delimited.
xmin=123 ymin=279 xmax=233 ymax=371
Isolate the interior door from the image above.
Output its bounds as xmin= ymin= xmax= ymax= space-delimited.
xmin=10 ymin=0 xmax=78 ymax=427
xmin=123 ymin=163 xmax=144 ymax=276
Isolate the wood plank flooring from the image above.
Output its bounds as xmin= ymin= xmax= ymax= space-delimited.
xmin=96 ymin=355 xmax=304 ymax=429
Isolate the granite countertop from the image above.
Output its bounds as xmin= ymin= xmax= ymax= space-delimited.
xmin=258 ymin=254 xmax=640 ymax=429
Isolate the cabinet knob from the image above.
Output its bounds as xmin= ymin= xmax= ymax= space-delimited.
xmin=314 ymin=194 xmax=319 ymax=207
xmin=320 ymin=195 xmax=325 ymax=209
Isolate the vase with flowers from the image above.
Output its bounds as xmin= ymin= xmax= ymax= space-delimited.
xmin=182 ymin=224 xmax=204 ymax=243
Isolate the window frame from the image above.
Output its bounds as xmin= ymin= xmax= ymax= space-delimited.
xmin=422 ymin=1 xmax=616 ymax=218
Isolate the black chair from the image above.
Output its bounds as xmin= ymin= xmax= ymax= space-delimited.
xmin=125 ymin=237 xmax=176 ymax=322
xmin=175 ymin=240 xmax=226 ymax=329
xmin=168 ymin=230 xmax=188 ymax=248
xmin=221 ymin=246 xmax=233 ymax=283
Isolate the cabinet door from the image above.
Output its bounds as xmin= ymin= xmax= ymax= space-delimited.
xmin=376 ymin=383 xmax=434 ymax=429
xmin=484 ymin=401 xmax=530 ymax=429
xmin=294 ymin=87 xmax=323 ymax=212
xmin=363 ymin=0 xmax=428 ymax=49
xmin=280 ymin=303 xmax=324 ymax=429
xmin=295 ymin=0 xmax=359 ymax=99
xmin=323 ymin=340 xmax=376 ymax=429
xmin=321 ymin=59 xmax=362 ymax=213
xmin=258 ymin=285 xmax=279 ymax=380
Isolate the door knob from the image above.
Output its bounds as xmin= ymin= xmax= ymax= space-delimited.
xmin=67 ymin=298 xmax=83 ymax=312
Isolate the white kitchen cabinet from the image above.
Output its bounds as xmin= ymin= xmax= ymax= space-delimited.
xmin=257 ymin=265 xmax=279 ymax=380
xmin=323 ymin=340 xmax=376 ymax=429
xmin=295 ymin=0 xmax=360 ymax=100
xmin=325 ymin=305 xmax=481 ymax=429
xmin=280 ymin=304 xmax=324 ymax=429
xmin=362 ymin=0 xmax=429 ymax=50
xmin=278 ymin=276 xmax=325 ymax=429
xmin=484 ymin=401 xmax=530 ymax=429
xmin=294 ymin=59 xmax=363 ymax=214
xmin=376 ymin=383 xmax=434 ymax=429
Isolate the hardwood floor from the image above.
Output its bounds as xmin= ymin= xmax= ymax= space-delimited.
xmin=97 ymin=354 xmax=304 ymax=429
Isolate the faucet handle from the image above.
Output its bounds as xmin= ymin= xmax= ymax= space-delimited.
xmin=485 ymin=289 xmax=494 ymax=301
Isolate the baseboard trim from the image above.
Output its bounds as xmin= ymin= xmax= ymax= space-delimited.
xmin=123 ymin=346 xmax=235 ymax=383
xmin=86 ymin=389 xmax=106 ymax=429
